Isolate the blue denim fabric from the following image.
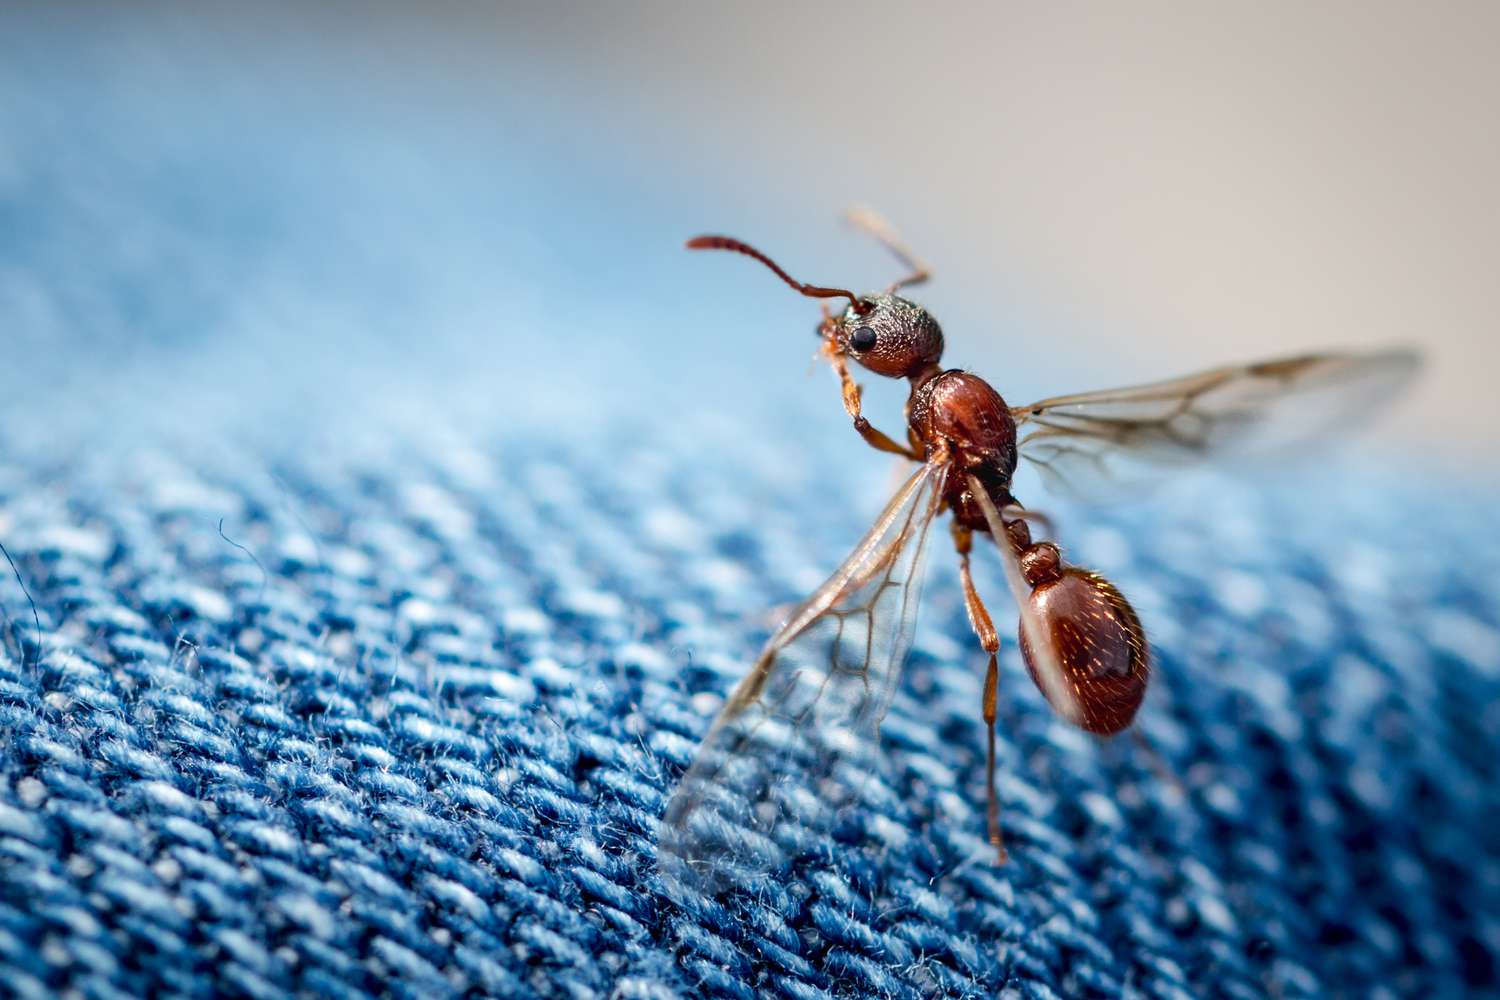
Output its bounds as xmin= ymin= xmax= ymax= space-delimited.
xmin=0 ymin=405 xmax=1494 ymax=999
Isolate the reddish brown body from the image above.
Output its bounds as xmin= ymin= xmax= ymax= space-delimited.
xmin=907 ymin=366 xmax=1149 ymax=735
xmin=686 ymin=221 xmax=1158 ymax=862
xmin=677 ymin=218 xmax=1416 ymax=881
xmin=1019 ymin=569 xmax=1149 ymax=734
xmin=908 ymin=370 xmax=1019 ymax=533
xmin=687 ymin=231 xmax=1153 ymax=745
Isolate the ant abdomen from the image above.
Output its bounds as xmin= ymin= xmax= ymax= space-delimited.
xmin=1017 ymin=550 xmax=1149 ymax=735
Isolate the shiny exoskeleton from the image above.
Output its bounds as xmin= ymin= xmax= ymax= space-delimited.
xmin=685 ymin=228 xmax=1150 ymax=861
xmin=681 ymin=223 xmax=1418 ymax=874
xmin=827 ymin=291 xmax=1150 ymax=736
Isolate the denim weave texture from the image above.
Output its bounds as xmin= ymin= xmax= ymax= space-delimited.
xmin=0 ymin=413 xmax=1495 ymax=1000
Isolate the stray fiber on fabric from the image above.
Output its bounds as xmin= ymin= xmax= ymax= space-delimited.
xmin=0 ymin=415 xmax=1495 ymax=1000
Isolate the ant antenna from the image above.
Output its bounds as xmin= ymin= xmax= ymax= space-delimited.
xmin=686 ymin=235 xmax=873 ymax=314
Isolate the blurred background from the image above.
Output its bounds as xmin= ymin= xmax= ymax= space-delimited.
xmin=2 ymin=1 xmax=1496 ymax=475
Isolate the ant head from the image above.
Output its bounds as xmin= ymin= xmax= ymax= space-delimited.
xmin=687 ymin=234 xmax=944 ymax=381
xmin=827 ymin=294 xmax=944 ymax=380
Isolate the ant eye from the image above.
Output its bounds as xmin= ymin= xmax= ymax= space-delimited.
xmin=850 ymin=326 xmax=878 ymax=352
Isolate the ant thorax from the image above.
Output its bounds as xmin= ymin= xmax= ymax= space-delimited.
xmin=908 ymin=370 xmax=1018 ymax=477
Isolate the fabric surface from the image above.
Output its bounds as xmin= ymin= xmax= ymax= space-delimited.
xmin=0 ymin=403 xmax=1495 ymax=1000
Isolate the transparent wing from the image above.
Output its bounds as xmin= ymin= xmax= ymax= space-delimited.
xmin=1011 ymin=349 xmax=1421 ymax=499
xmin=966 ymin=475 xmax=1086 ymax=728
xmin=659 ymin=460 xmax=947 ymax=896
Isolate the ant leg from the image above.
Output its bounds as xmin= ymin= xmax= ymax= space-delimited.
xmin=832 ymin=354 xmax=922 ymax=459
xmin=846 ymin=205 xmax=932 ymax=291
xmin=953 ymin=524 xmax=1008 ymax=863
